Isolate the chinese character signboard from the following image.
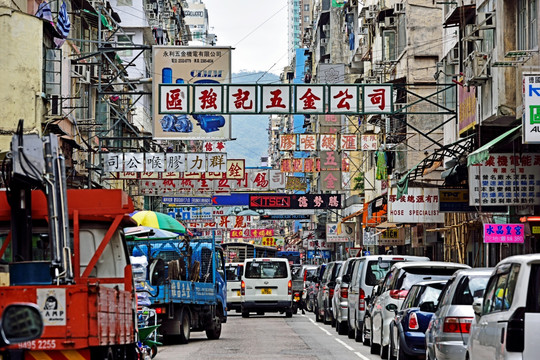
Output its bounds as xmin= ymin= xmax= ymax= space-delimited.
xmin=483 ymin=224 xmax=524 ymax=243
xmin=294 ymin=85 xmax=325 ymax=114
xmin=230 ymin=229 xmax=274 ymax=238
xmin=153 ymin=46 xmax=232 ymax=140
xmin=361 ymin=134 xmax=378 ymax=150
xmin=363 ymin=85 xmax=392 ymax=113
xmin=249 ymin=194 xmax=342 ymax=210
xmin=329 ymin=85 xmax=359 ymax=114
xmin=379 ymin=228 xmax=405 ymax=246
xmin=458 ymin=85 xmax=476 ymax=135
xmin=523 ymin=74 xmax=540 ymax=143
xmin=227 ymin=85 xmax=257 ymax=114
xmin=468 ymin=153 xmax=540 ymax=206
xmin=260 ymin=85 xmax=291 ymax=114
xmin=388 ymin=187 xmax=444 ymax=223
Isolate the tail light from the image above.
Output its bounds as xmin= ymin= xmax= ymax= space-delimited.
xmin=359 ymin=289 xmax=366 ymax=311
xmin=154 ymin=307 xmax=165 ymax=314
xmin=241 ymin=280 xmax=245 ymax=296
xmin=442 ymin=317 xmax=473 ymax=333
xmin=506 ymin=307 xmax=525 ymax=352
xmin=303 ymin=270 xmax=308 ymax=282
xmin=340 ymin=286 xmax=348 ymax=299
xmin=408 ymin=313 xmax=419 ymax=330
xmin=288 ymin=280 xmax=292 ymax=295
xmin=389 ymin=290 xmax=409 ymax=300
xmin=329 ymin=288 xmax=334 ymax=298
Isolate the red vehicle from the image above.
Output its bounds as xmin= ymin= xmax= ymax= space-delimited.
xmin=0 ymin=125 xmax=139 ymax=360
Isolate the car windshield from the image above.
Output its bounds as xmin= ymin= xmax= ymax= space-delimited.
xmin=365 ymin=260 xmax=396 ymax=286
xmin=226 ymin=265 xmax=242 ymax=281
xmin=245 ymin=261 xmax=288 ymax=279
xmin=416 ymin=283 xmax=446 ymax=307
xmin=453 ymin=275 xmax=490 ymax=305
xmin=397 ymin=267 xmax=458 ymax=290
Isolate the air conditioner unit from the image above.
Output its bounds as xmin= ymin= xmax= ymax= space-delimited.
xmin=368 ymin=5 xmax=378 ymax=12
xmin=320 ymin=38 xmax=328 ymax=45
xmin=323 ymin=58 xmax=330 ymax=64
xmin=322 ymin=24 xmax=330 ymax=32
xmin=366 ymin=11 xmax=377 ymax=19
xmin=477 ymin=12 xmax=495 ymax=30
xmin=464 ymin=51 xmax=490 ymax=85
xmin=162 ymin=11 xmax=171 ymax=18
xmin=145 ymin=3 xmax=154 ymax=10
xmin=385 ymin=16 xmax=396 ymax=27
xmin=394 ymin=3 xmax=405 ymax=14
xmin=359 ymin=27 xmax=368 ymax=35
xmin=448 ymin=47 xmax=459 ymax=64
xmin=72 ymin=64 xmax=86 ymax=78
xmin=147 ymin=12 xmax=156 ymax=19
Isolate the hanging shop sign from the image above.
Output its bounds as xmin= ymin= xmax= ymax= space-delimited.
xmin=483 ymin=223 xmax=525 ymax=243
xmin=379 ymin=227 xmax=405 ymax=246
xmin=152 ymin=46 xmax=232 ymax=140
xmin=458 ymin=85 xmax=477 ymax=135
xmin=230 ymin=229 xmax=274 ymax=239
xmin=279 ymin=134 xmax=358 ymax=151
xmin=248 ymin=194 xmax=342 ymax=210
xmin=388 ymin=187 xmax=444 ymax=223
xmin=468 ymin=153 xmax=540 ymax=206
xmin=523 ymin=73 xmax=540 ymax=143
xmin=439 ymin=188 xmax=507 ymax=213
xmin=361 ymin=134 xmax=378 ymax=150
xmin=326 ymin=223 xmax=353 ymax=243
xmin=162 ymin=197 xmax=212 ymax=206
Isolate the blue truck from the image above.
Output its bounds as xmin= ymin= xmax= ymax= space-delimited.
xmin=129 ymin=235 xmax=227 ymax=344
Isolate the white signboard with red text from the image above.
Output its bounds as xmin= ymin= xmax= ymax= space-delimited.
xmin=388 ymin=187 xmax=444 ymax=223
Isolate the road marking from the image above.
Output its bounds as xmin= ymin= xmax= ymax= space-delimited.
xmin=335 ymin=338 xmax=354 ymax=351
xmin=354 ymin=352 xmax=371 ymax=360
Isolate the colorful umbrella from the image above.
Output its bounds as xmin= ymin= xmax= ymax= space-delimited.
xmin=131 ymin=211 xmax=186 ymax=234
xmin=124 ymin=225 xmax=180 ymax=239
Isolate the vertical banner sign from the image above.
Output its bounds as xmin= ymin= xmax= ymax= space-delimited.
xmin=483 ymin=224 xmax=524 ymax=243
xmin=152 ymin=46 xmax=232 ymax=140
xmin=458 ymin=85 xmax=477 ymax=135
xmin=523 ymin=74 xmax=540 ymax=143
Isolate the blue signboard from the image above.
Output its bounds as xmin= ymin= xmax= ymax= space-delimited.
xmin=306 ymin=250 xmax=331 ymax=259
xmin=162 ymin=197 xmax=212 ymax=205
xmin=211 ymin=193 xmax=251 ymax=206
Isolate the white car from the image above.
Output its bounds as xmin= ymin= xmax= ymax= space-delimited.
xmin=240 ymin=257 xmax=293 ymax=317
xmin=370 ymin=261 xmax=470 ymax=359
xmin=225 ymin=262 xmax=243 ymax=312
xmin=467 ymin=254 xmax=540 ymax=360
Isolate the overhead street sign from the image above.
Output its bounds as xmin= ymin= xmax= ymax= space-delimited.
xmin=249 ymin=194 xmax=342 ymax=210
xmin=260 ymin=214 xmax=311 ymax=220
xmin=162 ymin=197 xmax=212 ymax=205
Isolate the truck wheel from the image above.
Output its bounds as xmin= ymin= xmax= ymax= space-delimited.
xmin=242 ymin=311 xmax=249 ymax=318
xmin=285 ymin=310 xmax=293 ymax=318
xmin=151 ymin=345 xmax=158 ymax=358
xmin=178 ymin=311 xmax=190 ymax=344
xmin=206 ymin=315 xmax=222 ymax=340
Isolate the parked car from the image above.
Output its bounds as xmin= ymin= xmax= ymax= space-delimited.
xmin=425 ymin=268 xmax=492 ymax=360
xmin=299 ymin=265 xmax=318 ymax=312
xmin=240 ymin=257 xmax=293 ymax=317
xmin=363 ymin=281 xmax=384 ymax=346
xmin=225 ymin=262 xmax=244 ymax=312
xmin=332 ymin=257 xmax=360 ymax=335
xmin=388 ymin=280 xmax=448 ymax=360
xmin=467 ymin=254 xmax=540 ymax=360
xmin=307 ymin=263 xmax=326 ymax=315
xmin=370 ymin=261 xmax=470 ymax=359
xmin=292 ymin=264 xmax=318 ymax=313
xmin=315 ymin=261 xmax=343 ymax=324
xmin=347 ymin=255 xmax=430 ymax=344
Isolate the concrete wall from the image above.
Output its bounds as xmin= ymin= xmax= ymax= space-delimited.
xmin=0 ymin=5 xmax=44 ymax=151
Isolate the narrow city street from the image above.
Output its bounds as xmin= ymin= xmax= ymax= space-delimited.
xmin=156 ymin=312 xmax=380 ymax=360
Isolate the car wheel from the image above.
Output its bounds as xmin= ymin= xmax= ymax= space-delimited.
xmin=241 ymin=311 xmax=249 ymax=318
xmin=354 ymin=324 xmax=362 ymax=343
xmin=338 ymin=320 xmax=348 ymax=336
xmin=380 ymin=324 xmax=388 ymax=359
xmin=370 ymin=323 xmax=380 ymax=354
xmin=315 ymin=307 xmax=322 ymax=322
xmin=285 ymin=310 xmax=293 ymax=318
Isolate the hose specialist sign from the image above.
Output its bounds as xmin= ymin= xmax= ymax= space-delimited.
xmin=152 ymin=46 xmax=232 ymax=141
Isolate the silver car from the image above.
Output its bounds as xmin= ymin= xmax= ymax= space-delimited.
xmin=425 ymin=268 xmax=492 ymax=360
xmin=332 ymin=257 xmax=360 ymax=336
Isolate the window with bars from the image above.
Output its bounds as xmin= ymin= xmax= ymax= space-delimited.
xmin=518 ymin=0 xmax=538 ymax=50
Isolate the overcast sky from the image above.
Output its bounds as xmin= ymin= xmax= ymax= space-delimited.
xmin=203 ymin=0 xmax=289 ymax=75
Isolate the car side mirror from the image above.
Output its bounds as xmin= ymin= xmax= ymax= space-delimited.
xmin=472 ymin=298 xmax=483 ymax=320
xmin=342 ymin=274 xmax=351 ymax=283
xmin=386 ymin=303 xmax=398 ymax=312
xmin=419 ymin=301 xmax=436 ymax=313
xmin=1 ymin=304 xmax=43 ymax=347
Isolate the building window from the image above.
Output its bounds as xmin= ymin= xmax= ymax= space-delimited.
xmin=117 ymin=34 xmax=133 ymax=57
xmin=304 ymin=4 xmax=309 ymax=11
xmin=383 ymin=30 xmax=396 ymax=61
xmin=518 ymin=0 xmax=538 ymax=50
xmin=304 ymin=15 xmax=310 ymax=22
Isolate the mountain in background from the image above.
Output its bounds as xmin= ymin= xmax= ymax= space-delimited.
xmin=227 ymin=71 xmax=280 ymax=167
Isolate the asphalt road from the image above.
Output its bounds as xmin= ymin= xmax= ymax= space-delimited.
xmin=155 ymin=311 xmax=382 ymax=360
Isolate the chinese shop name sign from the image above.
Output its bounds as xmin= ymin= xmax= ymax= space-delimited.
xmin=483 ymin=224 xmax=524 ymax=243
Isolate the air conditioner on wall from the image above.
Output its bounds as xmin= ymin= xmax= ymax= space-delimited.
xmin=394 ymin=3 xmax=405 ymax=14
xmin=385 ymin=16 xmax=396 ymax=27
xmin=448 ymin=47 xmax=459 ymax=64
xmin=321 ymin=38 xmax=328 ymax=45
xmin=464 ymin=51 xmax=490 ymax=85
xmin=368 ymin=5 xmax=378 ymax=12
xmin=145 ymin=3 xmax=154 ymax=10
xmin=162 ymin=11 xmax=171 ymax=18
xmin=322 ymin=24 xmax=330 ymax=31
xmin=147 ymin=12 xmax=156 ymax=19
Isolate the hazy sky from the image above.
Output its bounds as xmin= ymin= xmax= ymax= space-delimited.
xmin=203 ymin=0 xmax=289 ymax=75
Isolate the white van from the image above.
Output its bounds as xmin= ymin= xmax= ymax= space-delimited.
xmin=467 ymin=254 xmax=540 ymax=360
xmin=225 ymin=262 xmax=243 ymax=312
xmin=241 ymin=257 xmax=293 ymax=318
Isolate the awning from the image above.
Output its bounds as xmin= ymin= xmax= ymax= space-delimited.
xmin=341 ymin=208 xmax=363 ymax=222
xmin=467 ymin=125 xmax=522 ymax=166
xmin=375 ymin=221 xmax=398 ymax=229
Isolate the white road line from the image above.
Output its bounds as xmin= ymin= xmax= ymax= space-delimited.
xmin=354 ymin=352 xmax=371 ymax=360
xmin=335 ymin=338 xmax=355 ymax=351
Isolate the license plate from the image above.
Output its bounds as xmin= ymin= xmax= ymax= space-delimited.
xmin=261 ymin=288 xmax=272 ymax=294
xmin=236 ymin=291 xmax=241 ymax=296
